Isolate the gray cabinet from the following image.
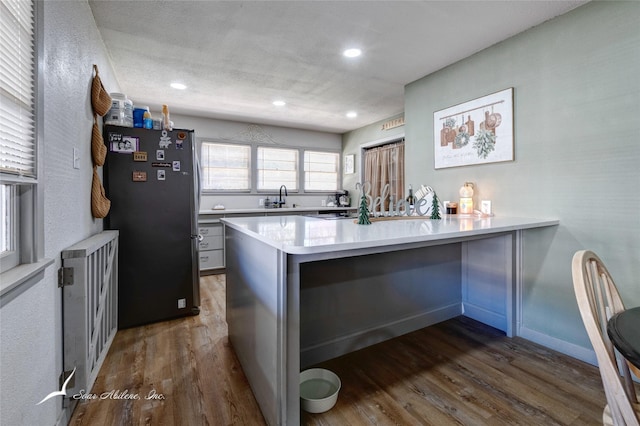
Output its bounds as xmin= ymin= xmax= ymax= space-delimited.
xmin=198 ymin=220 xmax=224 ymax=273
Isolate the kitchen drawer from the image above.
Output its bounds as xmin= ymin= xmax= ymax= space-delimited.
xmin=199 ymin=234 xmax=223 ymax=251
xmin=198 ymin=224 xmax=223 ymax=237
xmin=199 ymin=249 xmax=224 ymax=270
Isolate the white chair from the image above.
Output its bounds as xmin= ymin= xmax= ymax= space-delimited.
xmin=572 ymin=250 xmax=639 ymax=425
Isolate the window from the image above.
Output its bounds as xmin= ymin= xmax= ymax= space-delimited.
xmin=199 ymin=139 xmax=340 ymax=193
xmin=1 ymin=185 xmax=17 ymax=267
xmin=257 ymin=147 xmax=297 ymax=191
xmin=200 ymin=142 xmax=251 ymax=191
xmin=304 ymin=151 xmax=339 ymax=191
xmin=1 ymin=0 xmax=38 ymax=272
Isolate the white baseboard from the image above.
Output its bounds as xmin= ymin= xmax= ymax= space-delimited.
xmin=519 ymin=326 xmax=597 ymax=366
xmin=519 ymin=326 xmax=640 ymax=383
xmin=301 ymin=303 xmax=462 ymax=368
xmin=463 ymin=303 xmax=506 ymax=334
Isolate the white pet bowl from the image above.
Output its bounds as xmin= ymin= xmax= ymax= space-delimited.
xmin=300 ymin=368 xmax=341 ymax=413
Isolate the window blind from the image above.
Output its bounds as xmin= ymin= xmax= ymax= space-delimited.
xmin=200 ymin=142 xmax=251 ymax=191
xmin=257 ymin=147 xmax=298 ymax=191
xmin=0 ymin=0 xmax=36 ymax=178
xmin=304 ymin=151 xmax=339 ymax=191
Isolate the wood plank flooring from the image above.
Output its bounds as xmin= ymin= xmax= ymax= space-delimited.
xmin=70 ymin=274 xmax=614 ymax=425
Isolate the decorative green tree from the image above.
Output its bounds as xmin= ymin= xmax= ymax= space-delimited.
xmin=430 ymin=192 xmax=442 ymax=220
xmin=357 ymin=193 xmax=371 ymax=225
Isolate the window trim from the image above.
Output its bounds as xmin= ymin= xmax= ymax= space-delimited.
xmin=198 ymin=138 xmax=341 ymax=194
xmin=358 ymin=133 xmax=406 ymax=188
xmin=303 ymin=149 xmax=341 ymax=193
xmin=0 ymin=0 xmax=47 ymax=294
xmin=0 ymin=184 xmax=19 ymax=271
xmin=256 ymin=145 xmax=299 ymax=192
xmin=0 ymin=0 xmax=38 ymax=177
xmin=199 ymin=140 xmax=252 ymax=193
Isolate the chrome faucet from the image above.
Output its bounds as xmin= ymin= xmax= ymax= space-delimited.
xmin=278 ymin=185 xmax=288 ymax=208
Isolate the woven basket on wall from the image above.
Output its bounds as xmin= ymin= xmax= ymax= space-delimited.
xmin=91 ymin=115 xmax=107 ymax=166
xmin=91 ymin=64 xmax=112 ymax=116
xmin=91 ymin=166 xmax=111 ymax=218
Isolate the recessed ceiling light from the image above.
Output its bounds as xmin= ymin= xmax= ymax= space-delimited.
xmin=170 ymin=82 xmax=187 ymax=90
xmin=346 ymin=111 xmax=358 ymax=118
xmin=343 ymin=48 xmax=362 ymax=58
xmin=273 ymin=100 xmax=286 ymax=107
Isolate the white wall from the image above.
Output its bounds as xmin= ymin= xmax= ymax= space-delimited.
xmin=345 ymin=2 xmax=640 ymax=362
xmin=169 ymin=113 xmax=342 ymax=210
xmin=0 ymin=2 xmax=120 ymax=425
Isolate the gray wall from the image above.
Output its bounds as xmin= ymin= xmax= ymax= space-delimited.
xmin=171 ymin=113 xmax=342 ymax=210
xmin=342 ymin=112 xmax=405 ymax=193
xmin=345 ymin=1 xmax=640 ymax=361
xmin=0 ymin=2 xmax=120 ymax=425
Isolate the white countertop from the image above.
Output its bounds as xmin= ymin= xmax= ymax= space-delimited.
xmin=199 ymin=206 xmax=356 ymax=215
xmin=220 ymin=215 xmax=559 ymax=255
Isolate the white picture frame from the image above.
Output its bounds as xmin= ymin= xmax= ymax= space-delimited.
xmin=434 ymin=88 xmax=514 ymax=169
xmin=344 ymin=154 xmax=355 ymax=174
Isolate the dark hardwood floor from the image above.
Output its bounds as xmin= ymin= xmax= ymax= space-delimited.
xmin=70 ymin=274 xmax=611 ymax=425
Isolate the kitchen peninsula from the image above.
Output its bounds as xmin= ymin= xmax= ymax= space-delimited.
xmin=221 ymin=214 xmax=558 ymax=425
xmin=198 ymin=207 xmax=356 ymax=272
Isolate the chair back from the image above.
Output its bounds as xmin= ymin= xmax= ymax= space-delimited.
xmin=572 ymin=250 xmax=638 ymax=425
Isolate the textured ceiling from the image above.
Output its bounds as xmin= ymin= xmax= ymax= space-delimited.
xmin=89 ymin=0 xmax=587 ymax=133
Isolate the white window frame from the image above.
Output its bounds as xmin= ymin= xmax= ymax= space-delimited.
xmin=256 ymin=146 xmax=298 ymax=192
xmin=0 ymin=0 xmax=47 ymax=294
xmin=199 ymin=140 xmax=251 ymax=192
xmin=198 ymin=138 xmax=341 ymax=194
xmin=1 ymin=185 xmax=18 ymax=270
xmin=303 ymin=150 xmax=340 ymax=192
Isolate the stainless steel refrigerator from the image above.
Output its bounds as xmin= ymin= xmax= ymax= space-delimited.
xmin=103 ymin=124 xmax=200 ymax=329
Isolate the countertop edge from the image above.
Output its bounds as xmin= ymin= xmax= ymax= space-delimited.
xmin=279 ymin=218 xmax=560 ymax=254
xmin=221 ymin=216 xmax=559 ymax=255
xmin=199 ymin=206 xmax=356 ymax=215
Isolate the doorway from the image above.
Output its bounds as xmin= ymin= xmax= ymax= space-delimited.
xmin=362 ymin=138 xmax=405 ymax=210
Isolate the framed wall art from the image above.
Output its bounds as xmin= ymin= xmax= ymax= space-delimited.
xmin=434 ymin=88 xmax=513 ymax=169
xmin=344 ymin=154 xmax=355 ymax=174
